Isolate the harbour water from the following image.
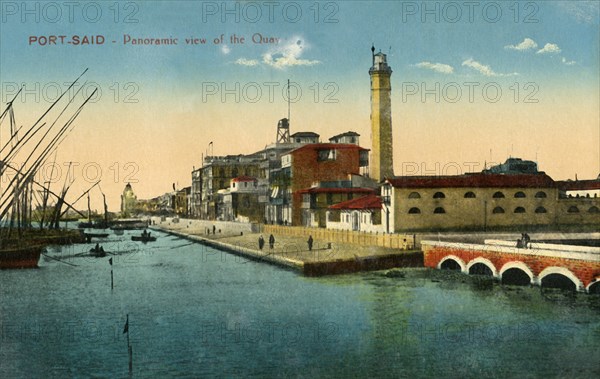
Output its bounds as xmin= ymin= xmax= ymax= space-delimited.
xmin=1 ymin=229 xmax=599 ymax=378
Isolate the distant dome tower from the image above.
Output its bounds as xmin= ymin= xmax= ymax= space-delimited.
xmin=369 ymin=45 xmax=394 ymax=182
xmin=121 ymin=183 xmax=137 ymax=215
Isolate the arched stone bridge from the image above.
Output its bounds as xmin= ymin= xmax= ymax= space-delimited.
xmin=421 ymin=240 xmax=600 ymax=293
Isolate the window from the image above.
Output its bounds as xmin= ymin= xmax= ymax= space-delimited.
xmin=567 ymin=206 xmax=579 ymax=213
xmin=535 ymin=191 xmax=547 ymax=198
xmin=535 ymin=206 xmax=547 ymax=213
xmin=514 ymin=191 xmax=526 ymax=198
xmin=514 ymin=207 xmax=526 ymax=213
xmin=408 ymin=192 xmax=421 ymax=199
xmin=464 ymin=191 xmax=476 ymax=198
xmin=433 ymin=207 xmax=446 ymax=214
xmin=433 ymin=192 xmax=445 ymax=199
xmin=492 ymin=206 xmax=505 ymax=214
xmin=317 ymin=149 xmax=336 ymax=161
xmin=326 ymin=193 xmax=333 ymax=205
xmin=232 ymin=168 xmax=239 ymax=177
xmin=219 ymin=168 xmax=225 ymax=177
xmin=493 ymin=191 xmax=505 ymax=198
xmin=589 ymin=206 xmax=600 ymax=214
xmin=408 ymin=207 xmax=421 ymax=214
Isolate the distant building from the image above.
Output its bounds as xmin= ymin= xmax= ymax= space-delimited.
xmin=191 ymin=154 xmax=264 ymax=220
xmin=483 ymin=158 xmax=538 ymax=175
xmin=329 ymin=131 xmax=360 ymax=145
xmin=220 ymin=176 xmax=265 ymax=222
xmin=382 ymin=172 xmax=600 ymax=232
xmin=326 ymin=194 xmax=384 ymax=232
xmin=300 ymin=185 xmax=376 ymax=227
xmin=120 ymin=183 xmax=137 ymax=216
xmin=290 ymin=131 xmax=319 ymax=144
xmin=271 ymin=143 xmax=371 ymax=226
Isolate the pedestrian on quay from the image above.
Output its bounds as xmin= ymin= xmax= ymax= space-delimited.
xmin=307 ymin=235 xmax=314 ymax=251
xmin=213 ymin=225 xmax=216 ymax=235
xmin=269 ymin=234 xmax=275 ymax=249
xmin=258 ymin=235 xmax=265 ymax=250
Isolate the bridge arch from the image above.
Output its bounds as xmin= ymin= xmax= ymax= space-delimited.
xmin=586 ymin=279 xmax=600 ymax=294
xmin=466 ymin=257 xmax=498 ymax=277
xmin=438 ymin=255 xmax=466 ymax=273
xmin=538 ymin=267 xmax=583 ymax=292
xmin=499 ymin=261 xmax=535 ymax=285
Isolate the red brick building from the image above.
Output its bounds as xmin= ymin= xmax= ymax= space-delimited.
xmin=282 ymin=143 xmax=370 ymax=226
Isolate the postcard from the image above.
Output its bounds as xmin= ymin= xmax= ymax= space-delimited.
xmin=1 ymin=1 xmax=599 ymax=378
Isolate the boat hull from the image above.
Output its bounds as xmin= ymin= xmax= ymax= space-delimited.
xmin=0 ymin=246 xmax=43 ymax=269
xmin=131 ymin=236 xmax=156 ymax=242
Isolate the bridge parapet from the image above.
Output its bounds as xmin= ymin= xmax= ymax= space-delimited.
xmin=485 ymin=240 xmax=600 ymax=257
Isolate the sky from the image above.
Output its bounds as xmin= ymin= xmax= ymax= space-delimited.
xmin=0 ymin=0 xmax=598 ymax=212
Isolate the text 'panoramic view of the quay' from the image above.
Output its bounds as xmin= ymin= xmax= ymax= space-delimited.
xmin=1 ymin=1 xmax=599 ymax=378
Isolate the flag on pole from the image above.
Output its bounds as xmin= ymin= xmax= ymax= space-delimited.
xmin=123 ymin=314 xmax=129 ymax=334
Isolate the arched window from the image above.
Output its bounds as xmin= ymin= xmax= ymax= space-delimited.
xmin=464 ymin=191 xmax=476 ymax=198
xmin=589 ymin=206 xmax=600 ymax=214
xmin=433 ymin=207 xmax=446 ymax=214
xmin=433 ymin=192 xmax=445 ymax=199
xmin=408 ymin=207 xmax=421 ymax=214
xmin=514 ymin=207 xmax=526 ymax=213
xmin=514 ymin=191 xmax=526 ymax=198
xmin=535 ymin=206 xmax=547 ymax=213
xmin=567 ymin=206 xmax=579 ymax=213
xmin=408 ymin=192 xmax=421 ymax=199
xmin=535 ymin=191 xmax=547 ymax=198
xmin=492 ymin=206 xmax=505 ymax=214
xmin=493 ymin=191 xmax=505 ymax=198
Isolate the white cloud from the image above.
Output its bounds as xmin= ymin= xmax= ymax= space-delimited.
xmin=562 ymin=57 xmax=576 ymax=66
xmin=234 ymin=58 xmax=259 ymax=67
xmin=221 ymin=45 xmax=231 ymax=55
xmin=461 ymin=58 xmax=517 ymax=77
xmin=505 ymin=38 xmax=538 ymax=51
xmin=262 ymin=38 xmax=320 ymax=69
xmin=536 ymin=43 xmax=561 ymax=54
xmin=415 ymin=61 xmax=454 ymax=74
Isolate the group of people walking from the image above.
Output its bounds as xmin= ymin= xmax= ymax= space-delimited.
xmin=258 ymin=234 xmax=314 ymax=251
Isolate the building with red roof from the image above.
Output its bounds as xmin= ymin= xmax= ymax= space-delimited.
xmin=381 ymin=172 xmax=599 ymax=232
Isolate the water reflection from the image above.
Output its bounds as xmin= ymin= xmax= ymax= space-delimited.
xmin=1 ymin=229 xmax=599 ymax=377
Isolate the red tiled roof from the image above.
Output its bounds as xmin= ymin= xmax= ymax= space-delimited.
xmin=232 ymin=176 xmax=256 ymax=182
xmin=556 ymin=179 xmax=600 ymax=191
xmin=290 ymin=143 xmax=369 ymax=154
xmin=329 ymin=195 xmax=382 ymax=210
xmin=386 ymin=173 xmax=556 ymax=189
xmin=297 ymin=187 xmax=376 ymax=194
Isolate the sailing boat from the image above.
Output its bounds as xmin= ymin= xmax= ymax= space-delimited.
xmin=78 ymin=193 xmax=93 ymax=228
xmin=1 ymin=70 xmax=96 ymax=268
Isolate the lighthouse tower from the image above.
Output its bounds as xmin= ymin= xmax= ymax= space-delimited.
xmin=369 ymin=46 xmax=394 ymax=182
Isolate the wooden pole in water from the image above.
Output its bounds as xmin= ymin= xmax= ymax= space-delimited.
xmin=129 ymin=345 xmax=133 ymax=375
xmin=109 ymin=258 xmax=114 ymax=289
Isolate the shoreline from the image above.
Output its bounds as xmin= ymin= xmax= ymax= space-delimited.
xmin=150 ymin=219 xmax=423 ymax=276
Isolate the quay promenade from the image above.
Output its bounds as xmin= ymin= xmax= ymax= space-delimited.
xmin=149 ymin=217 xmax=423 ymax=276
